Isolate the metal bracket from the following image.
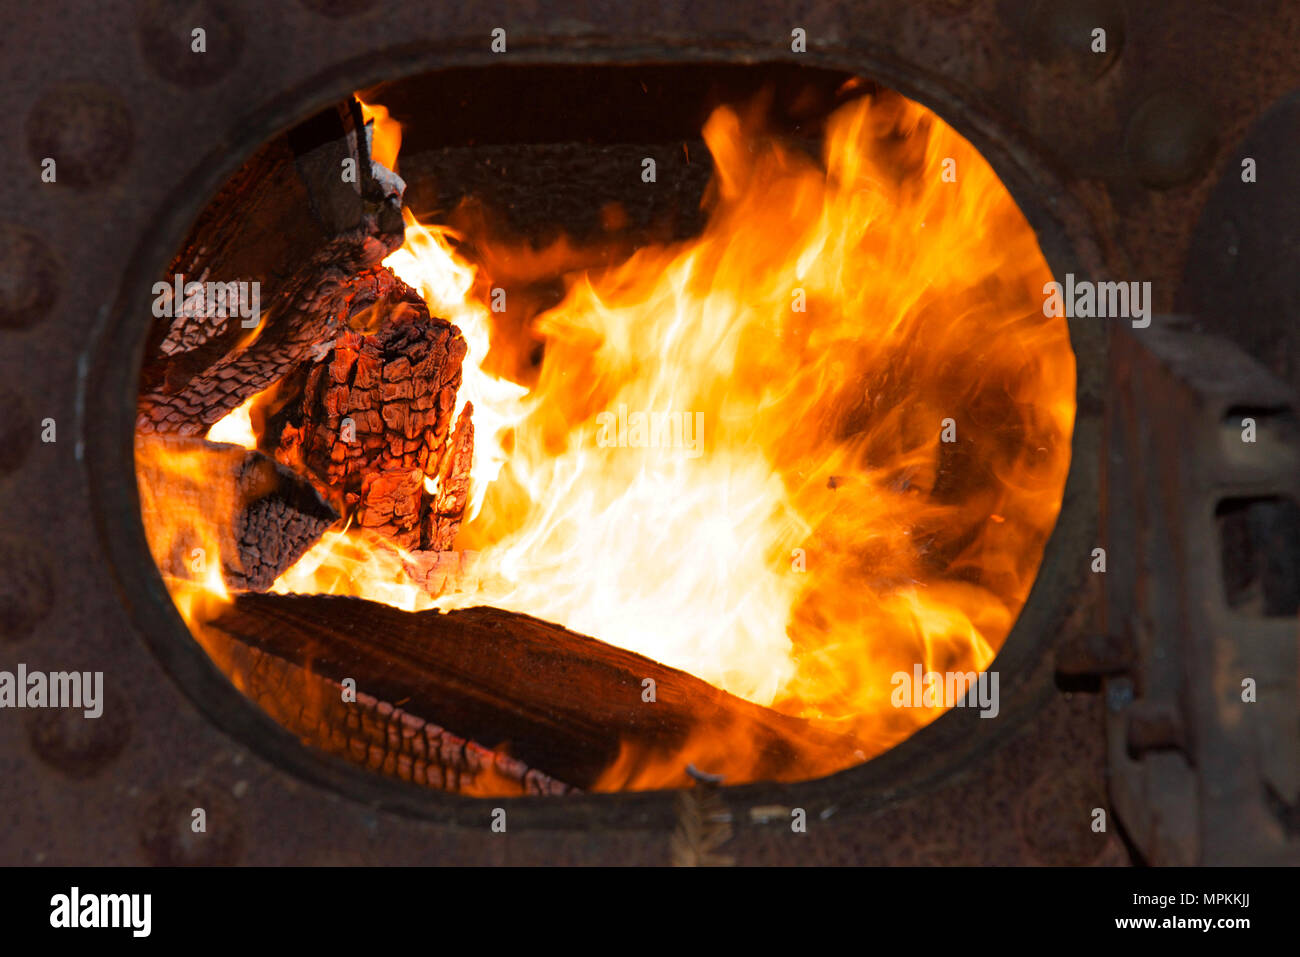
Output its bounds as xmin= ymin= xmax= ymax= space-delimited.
xmin=1100 ymin=315 xmax=1299 ymax=864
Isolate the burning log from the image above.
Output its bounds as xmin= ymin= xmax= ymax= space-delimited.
xmin=399 ymin=550 xmax=465 ymax=594
xmin=274 ymin=269 xmax=473 ymax=551
xmin=204 ymin=593 xmax=859 ymax=791
xmin=135 ymin=436 xmax=338 ymax=592
xmin=426 ymin=405 xmax=474 ymax=551
xmin=204 ymin=624 xmax=572 ymax=795
xmin=400 ymin=549 xmax=480 ymax=598
xmin=137 ymin=99 xmax=406 ymax=434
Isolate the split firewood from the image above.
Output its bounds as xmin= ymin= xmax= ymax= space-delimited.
xmin=135 ymin=435 xmax=338 ymax=592
xmin=205 ymin=593 xmax=861 ymax=791
xmin=426 ymin=404 xmax=475 ymax=551
xmin=274 ymin=269 xmax=474 ymax=551
xmin=137 ymin=99 xmax=406 ymax=434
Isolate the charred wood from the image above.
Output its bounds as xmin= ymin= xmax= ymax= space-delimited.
xmin=137 ymin=99 xmax=406 ymax=434
xmin=205 ymin=625 xmax=573 ymax=796
xmin=274 ymin=269 xmax=471 ymax=551
xmin=135 ymin=435 xmax=338 ymax=592
xmin=206 ymin=593 xmax=858 ymax=791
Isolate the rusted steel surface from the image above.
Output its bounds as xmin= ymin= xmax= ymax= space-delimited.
xmin=0 ymin=0 xmax=1297 ymax=864
xmin=1102 ymin=317 xmax=1299 ymax=865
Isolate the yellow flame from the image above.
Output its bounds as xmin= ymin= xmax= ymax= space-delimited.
xmin=205 ymin=393 xmax=258 ymax=448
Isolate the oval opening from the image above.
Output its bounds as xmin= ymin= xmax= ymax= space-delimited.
xmin=132 ymin=62 xmax=1076 ymax=798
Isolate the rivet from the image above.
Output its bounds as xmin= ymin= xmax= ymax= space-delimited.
xmin=1018 ymin=766 xmax=1107 ymax=865
xmin=25 ymin=685 xmax=131 ymax=778
xmin=1027 ymin=0 xmax=1125 ymax=79
xmin=137 ymin=0 xmax=244 ymax=87
xmin=0 ymin=535 xmax=54 ymax=643
xmin=139 ymin=786 xmax=243 ymax=865
xmin=1125 ymin=92 xmax=1217 ymax=189
xmin=25 ymin=84 xmax=132 ymax=189
xmin=0 ymin=388 xmax=34 ymax=478
xmin=0 ymin=227 xmax=59 ymax=331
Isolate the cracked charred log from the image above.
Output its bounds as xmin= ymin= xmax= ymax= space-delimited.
xmin=272 ymin=267 xmax=473 ymax=552
xmin=136 ymin=98 xmax=406 ymax=434
xmin=205 ymin=593 xmax=860 ymax=792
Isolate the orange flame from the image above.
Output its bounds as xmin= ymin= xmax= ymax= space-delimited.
xmin=135 ymin=437 xmax=236 ymax=626
xmin=356 ymin=96 xmax=401 ymax=172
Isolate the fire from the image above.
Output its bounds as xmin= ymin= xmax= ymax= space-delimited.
xmin=382 ymin=213 xmax=531 ymax=520
xmin=135 ymin=436 xmax=235 ymax=626
xmin=152 ymin=84 xmax=1074 ymax=791
xmin=356 ymin=96 xmax=401 ymax=172
xmin=204 ymin=392 xmax=258 ymax=448
xmin=273 ymin=525 xmax=429 ymax=611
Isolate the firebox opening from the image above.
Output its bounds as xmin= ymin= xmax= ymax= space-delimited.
xmin=132 ymin=62 xmax=1076 ymax=800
